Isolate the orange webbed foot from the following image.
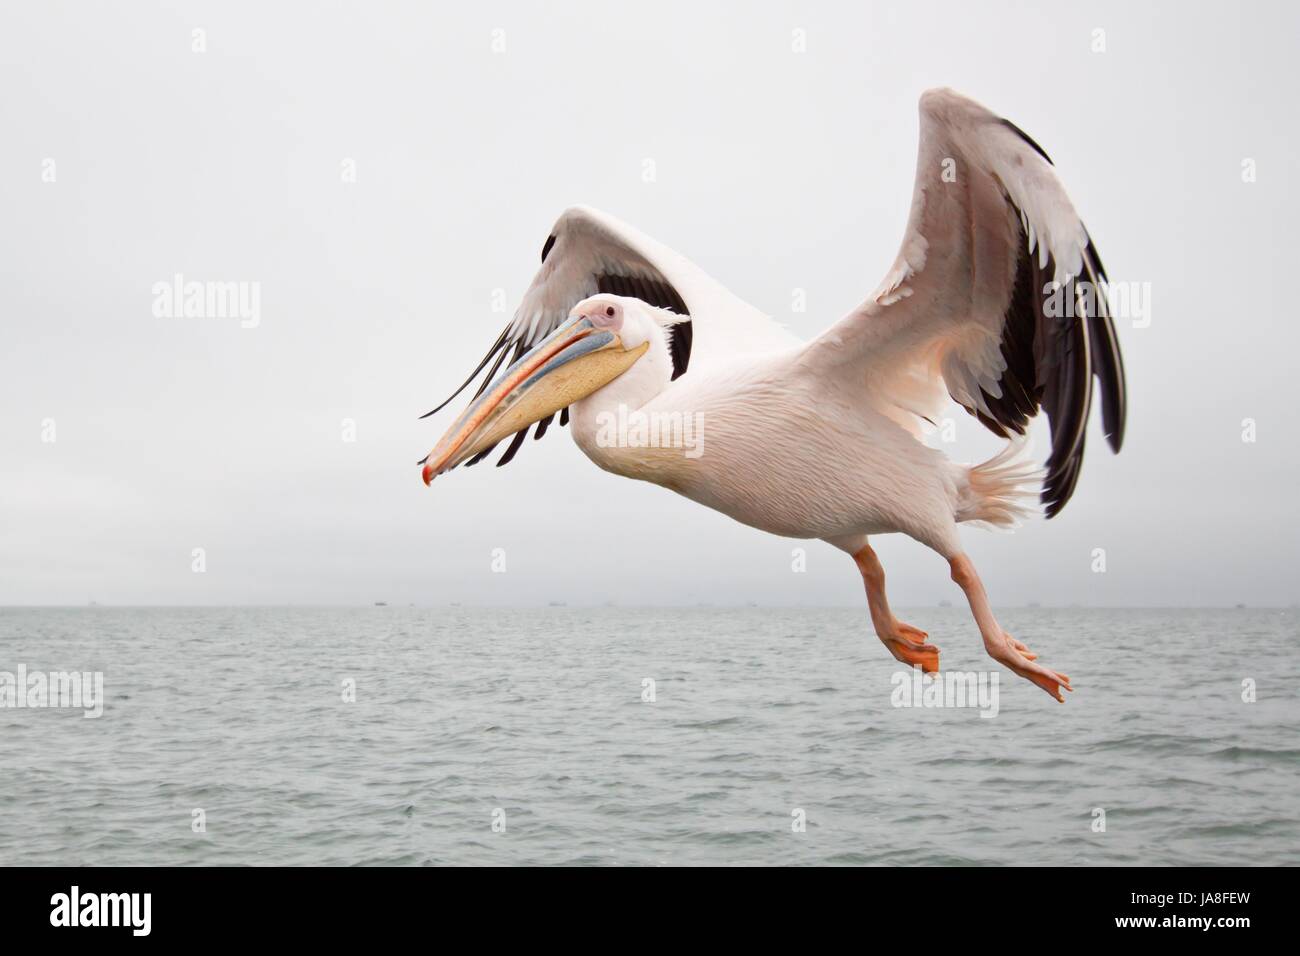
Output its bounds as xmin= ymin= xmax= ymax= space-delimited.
xmin=989 ymin=634 xmax=1072 ymax=702
xmin=879 ymin=620 xmax=940 ymax=673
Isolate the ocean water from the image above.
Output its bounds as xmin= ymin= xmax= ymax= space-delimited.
xmin=0 ymin=607 xmax=1296 ymax=867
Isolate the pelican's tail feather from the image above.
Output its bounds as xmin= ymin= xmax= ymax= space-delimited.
xmin=955 ymin=438 xmax=1043 ymax=529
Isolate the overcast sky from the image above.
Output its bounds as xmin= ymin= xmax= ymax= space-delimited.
xmin=1 ymin=0 xmax=1296 ymax=607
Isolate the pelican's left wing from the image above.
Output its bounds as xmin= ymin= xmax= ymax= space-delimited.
xmin=808 ymin=88 xmax=1126 ymax=517
xmin=423 ymin=205 xmax=797 ymax=469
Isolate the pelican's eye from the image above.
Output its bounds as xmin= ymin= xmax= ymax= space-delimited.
xmin=590 ymin=302 xmax=622 ymax=329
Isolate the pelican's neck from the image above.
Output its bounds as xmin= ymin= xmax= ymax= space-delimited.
xmin=569 ymin=329 xmax=677 ymax=478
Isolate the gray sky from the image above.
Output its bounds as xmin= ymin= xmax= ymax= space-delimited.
xmin=2 ymin=0 xmax=1296 ymax=607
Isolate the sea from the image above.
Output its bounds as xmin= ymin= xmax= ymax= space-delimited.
xmin=1 ymin=607 xmax=1296 ymax=866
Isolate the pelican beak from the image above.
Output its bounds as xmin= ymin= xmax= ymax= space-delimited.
xmin=421 ymin=316 xmax=649 ymax=484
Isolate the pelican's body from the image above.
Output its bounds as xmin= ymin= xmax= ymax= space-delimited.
xmin=419 ymin=89 xmax=1127 ymax=702
xmin=571 ymin=348 xmax=965 ymax=552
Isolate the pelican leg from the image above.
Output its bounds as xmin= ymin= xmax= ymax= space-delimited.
xmin=852 ymin=543 xmax=940 ymax=673
xmin=948 ymin=554 xmax=1073 ymax=702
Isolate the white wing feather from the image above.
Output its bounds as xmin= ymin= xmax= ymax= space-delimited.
xmin=516 ymin=206 xmax=799 ymax=369
xmin=806 ymin=88 xmax=1125 ymax=516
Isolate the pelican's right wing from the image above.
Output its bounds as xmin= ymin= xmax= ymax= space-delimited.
xmin=423 ymin=205 xmax=797 ymax=468
xmin=807 ymin=89 xmax=1126 ymax=517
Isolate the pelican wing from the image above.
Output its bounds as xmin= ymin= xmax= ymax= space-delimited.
xmin=424 ymin=205 xmax=797 ymax=468
xmin=809 ymin=89 xmax=1126 ymax=517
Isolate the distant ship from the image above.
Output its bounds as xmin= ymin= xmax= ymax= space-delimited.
xmin=374 ymin=601 xmax=388 ymax=607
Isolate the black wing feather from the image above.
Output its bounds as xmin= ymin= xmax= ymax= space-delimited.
xmin=1000 ymin=118 xmax=1055 ymax=166
xmin=464 ymin=443 xmax=499 ymax=467
xmin=970 ymin=116 xmax=1126 ymax=515
xmin=596 ymin=273 xmax=691 ymax=379
xmin=418 ymin=325 xmax=510 ymax=419
xmin=1082 ymin=245 xmax=1126 ymax=452
xmin=963 ymin=212 xmax=1125 ymax=518
xmin=495 ymin=427 xmax=529 ymax=468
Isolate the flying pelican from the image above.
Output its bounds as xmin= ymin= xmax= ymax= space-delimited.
xmin=419 ymin=89 xmax=1126 ymax=702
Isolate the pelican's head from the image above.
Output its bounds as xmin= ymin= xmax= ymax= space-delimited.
xmin=421 ymin=294 xmax=666 ymax=483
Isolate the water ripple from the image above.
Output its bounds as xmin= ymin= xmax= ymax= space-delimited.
xmin=0 ymin=606 xmax=1296 ymax=865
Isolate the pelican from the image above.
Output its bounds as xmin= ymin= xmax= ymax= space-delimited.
xmin=419 ymin=89 xmax=1126 ymax=703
